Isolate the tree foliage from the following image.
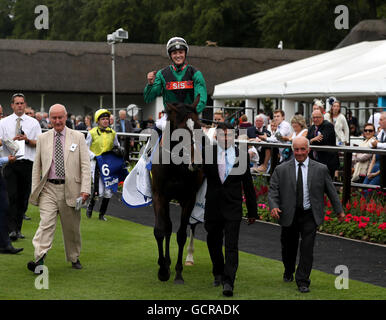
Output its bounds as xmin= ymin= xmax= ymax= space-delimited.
xmin=2 ymin=0 xmax=385 ymax=50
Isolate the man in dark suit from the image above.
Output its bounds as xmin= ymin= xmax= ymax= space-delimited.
xmin=204 ymin=122 xmax=257 ymax=297
xmin=115 ymin=109 xmax=134 ymax=162
xmin=0 ymin=155 xmax=23 ymax=254
xmin=268 ymin=136 xmax=344 ymax=293
xmin=307 ymin=110 xmax=340 ymax=178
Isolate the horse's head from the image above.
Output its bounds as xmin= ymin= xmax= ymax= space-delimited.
xmin=166 ymin=95 xmax=202 ymax=131
xmin=165 ymin=95 xmax=203 ymax=171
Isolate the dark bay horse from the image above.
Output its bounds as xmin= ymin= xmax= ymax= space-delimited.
xmin=151 ymin=97 xmax=204 ymax=284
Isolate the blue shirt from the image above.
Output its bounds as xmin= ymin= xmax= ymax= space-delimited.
xmin=120 ymin=120 xmax=125 ymax=132
xmin=217 ymin=145 xmax=236 ymax=181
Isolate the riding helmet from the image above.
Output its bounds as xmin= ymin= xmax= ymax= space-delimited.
xmin=94 ymin=108 xmax=111 ymax=123
xmin=166 ymin=37 xmax=189 ymax=57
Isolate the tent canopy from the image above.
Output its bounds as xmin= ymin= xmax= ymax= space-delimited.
xmin=212 ymin=40 xmax=386 ymax=100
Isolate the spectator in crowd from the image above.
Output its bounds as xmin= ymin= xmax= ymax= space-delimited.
xmin=363 ymin=154 xmax=380 ymax=189
xmin=131 ymin=115 xmax=142 ymax=132
xmin=42 ymin=112 xmax=51 ymax=128
xmin=307 ymin=110 xmax=339 ymax=179
xmin=144 ymin=115 xmax=155 ymax=129
xmin=312 ymin=99 xmax=325 ymax=114
xmin=270 ymin=109 xmax=293 ymax=163
xmin=75 ymin=115 xmax=87 ymax=131
xmin=0 ymin=154 xmax=23 ymax=254
xmin=86 ymin=109 xmax=121 ymax=221
xmin=204 ymin=122 xmax=256 ymax=297
xmin=371 ymin=111 xmax=386 ymax=150
xmin=28 ymin=104 xmax=90 ymax=273
xmin=324 ymin=100 xmax=350 ymax=146
xmin=25 ymin=107 xmax=35 ymax=118
xmin=347 ymin=111 xmax=359 ymax=136
xmin=109 ymin=114 xmax=114 ymax=127
xmin=247 ymin=115 xmax=272 ymax=173
xmin=0 ymin=93 xmax=42 ymax=241
xmin=204 ymin=109 xmax=224 ymax=144
xmin=351 ymin=123 xmax=376 ymax=183
xmin=66 ymin=113 xmax=75 ymax=129
xmin=281 ymin=114 xmax=308 ymax=143
xmin=0 ymin=104 xmax=4 ymax=119
xmin=368 ymin=108 xmax=382 ymax=132
xmin=238 ymin=114 xmax=252 ymax=129
xmin=349 ymin=123 xmax=360 ymax=137
xmin=35 ymin=112 xmax=49 ymax=129
xmin=269 ymin=136 xmax=344 ymax=293
xmin=116 ymin=109 xmax=134 ymax=162
xmin=84 ymin=115 xmax=93 ymax=131
xmin=279 ymin=114 xmax=308 ymax=162
xmin=258 ymin=110 xmax=270 ymax=128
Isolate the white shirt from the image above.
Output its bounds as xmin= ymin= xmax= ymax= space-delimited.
xmin=294 ymin=157 xmax=311 ymax=210
xmin=217 ymin=144 xmax=236 ymax=181
xmin=368 ymin=113 xmax=381 ymax=132
xmin=277 ymin=120 xmax=292 ymax=138
xmin=0 ymin=113 xmax=42 ymax=161
xmin=376 ymin=129 xmax=386 ymax=149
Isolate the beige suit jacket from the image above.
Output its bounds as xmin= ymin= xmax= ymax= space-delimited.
xmin=29 ymin=128 xmax=91 ymax=207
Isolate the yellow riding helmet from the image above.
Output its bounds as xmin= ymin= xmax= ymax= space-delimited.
xmin=94 ymin=108 xmax=111 ymax=123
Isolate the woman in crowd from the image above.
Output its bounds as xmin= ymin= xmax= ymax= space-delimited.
xmin=324 ymin=100 xmax=350 ymax=145
xmin=281 ymin=114 xmax=308 ymax=142
xmin=351 ymin=123 xmax=376 ymax=183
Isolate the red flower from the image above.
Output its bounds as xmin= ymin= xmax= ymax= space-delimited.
xmin=358 ymin=222 xmax=367 ymax=229
xmin=378 ymin=223 xmax=386 ymax=230
xmin=345 ymin=202 xmax=351 ymax=211
xmin=326 ymin=201 xmax=332 ymax=208
xmin=324 ymin=216 xmax=331 ymax=221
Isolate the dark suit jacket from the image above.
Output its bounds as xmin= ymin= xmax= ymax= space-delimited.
xmin=204 ymin=145 xmax=257 ymax=221
xmin=268 ymin=158 xmax=343 ymax=227
xmin=307 ymin=120 xmax=339 ymax=172
xmin=116 ymin=119 xmax=133 ymax=133
xmin=246 ymin=125 xmax=271 ymax=139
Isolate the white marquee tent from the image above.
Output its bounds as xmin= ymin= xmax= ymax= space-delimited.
xmin=213 ymin=40 xmax=386 ymax=100
xmin=212 ymin=40 xmax=386 ymax=122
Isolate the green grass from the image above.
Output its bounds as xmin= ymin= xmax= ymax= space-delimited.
xmin=1 ymin=205 xmax=385 ymax=300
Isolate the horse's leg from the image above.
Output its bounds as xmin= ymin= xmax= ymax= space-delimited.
xmin=153 ymin=193 xmax=172 ymax=282
xmin=185 ymin=223 xmax=197 ymax=266
xmin=174 ymin=201 xmax=195 ymax=284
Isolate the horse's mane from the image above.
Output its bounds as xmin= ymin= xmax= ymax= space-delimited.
xmin=166 ymin=102 xmax=197 ymax=128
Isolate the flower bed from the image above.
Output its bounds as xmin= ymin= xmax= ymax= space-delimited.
xmin=244 ymin=175 xmax=386 ymax=244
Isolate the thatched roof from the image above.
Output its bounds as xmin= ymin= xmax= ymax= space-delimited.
xmin=0 ymin=39 xmax=324 ymax=95
xmin=336 ymin=19 xmax=386 ymax=49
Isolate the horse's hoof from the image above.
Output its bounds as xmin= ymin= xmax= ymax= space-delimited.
xmin=184 ymin=261 xmax=194 ymax=266
xmin=158 ymin=269 xmax=170 ymax=282
xmin=174 ymin=278 xmax=185 ymax=285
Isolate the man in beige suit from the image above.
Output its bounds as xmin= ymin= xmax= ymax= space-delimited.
xmin=28 ymin=104 xmax=91 ymax=273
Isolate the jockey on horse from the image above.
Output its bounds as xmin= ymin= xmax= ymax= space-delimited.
xmin=144 ymin=37 xmax=207 ymax=266
xmin=144 ymin=37 xmax=207 ymax=131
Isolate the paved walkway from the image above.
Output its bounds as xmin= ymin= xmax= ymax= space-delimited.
xmin=105 ymin=194 xmax=386 ymax=288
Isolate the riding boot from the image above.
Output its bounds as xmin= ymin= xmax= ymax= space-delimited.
xmin=99 ymin=198 xmax=110 ymax=221
xmin=86 ymin=197 xmax=95 ymax=218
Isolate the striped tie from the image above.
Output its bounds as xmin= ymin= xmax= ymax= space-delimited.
xmin=15 ymin=117 xmax=21 ymax=135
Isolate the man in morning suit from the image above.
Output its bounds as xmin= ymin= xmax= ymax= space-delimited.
xmin=268 ymin=136 xmax=344 ymax=293
xmin=28 ymin=104 xmax=91 ymax=273
xmin=204 ymin=122 xmax=257 ymax=297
